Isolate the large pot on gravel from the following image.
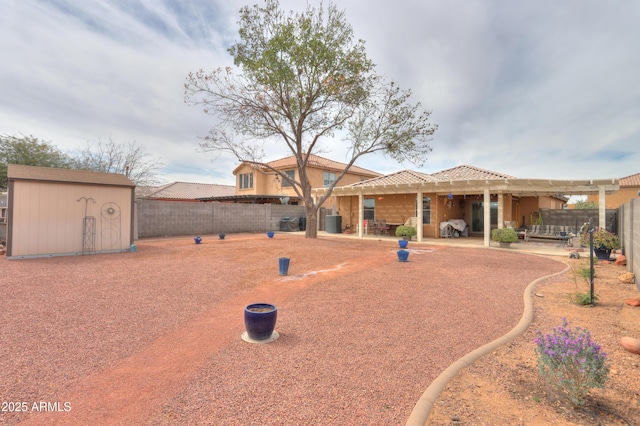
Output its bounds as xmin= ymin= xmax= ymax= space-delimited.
xmin=244 ymin=303 xmax=277 ymax=341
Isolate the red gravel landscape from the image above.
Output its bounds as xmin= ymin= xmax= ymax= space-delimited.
xmin=0 ymin=234 xmax=565 ymax=425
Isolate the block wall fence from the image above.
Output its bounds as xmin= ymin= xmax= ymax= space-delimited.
xmin=134 ymin=200 xmax=306 ymax=239
xmin=620 ymin=197 xmax=640 ymax=292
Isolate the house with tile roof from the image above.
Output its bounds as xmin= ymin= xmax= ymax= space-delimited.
xmin=137 ymin=182 xmax=235 ymax=201
xmin=200 ymin=154 xmax=381 ymax=208
xmin=314 ymin=164 xmax=619 ymax=246
xmin=585 ymin=172 xmax=640 ymax=209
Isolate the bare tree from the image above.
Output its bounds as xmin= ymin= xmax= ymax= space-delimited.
xmin=185 ymin=0 xmax=437 ymax=237
xmin=73 ymin=138 xmax=164 ymax=186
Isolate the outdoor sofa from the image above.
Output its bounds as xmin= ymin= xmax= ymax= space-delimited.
xmin=524 ymin=225 xmax=575 ymax=242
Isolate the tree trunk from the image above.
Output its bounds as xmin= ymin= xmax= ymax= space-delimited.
xmin=304 ymin=204 xmax=318 ymax=238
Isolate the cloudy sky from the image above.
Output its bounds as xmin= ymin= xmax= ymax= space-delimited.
xmin=1 ymin=0 xmax=638 ymax=187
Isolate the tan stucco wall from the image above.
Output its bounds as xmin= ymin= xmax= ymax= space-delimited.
xmin=586 ymin=187 xmax=639 ymax=209
xmin=234 ymin=163 xmax=375 ymax=211
xmin=10 ymin=181 xmax=132 ymax=257
xmin=336 ymin=192 xmax=441 ymax=237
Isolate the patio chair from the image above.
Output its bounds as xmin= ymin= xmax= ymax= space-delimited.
xmin=376 ymin=219 xmax=390 ymax=236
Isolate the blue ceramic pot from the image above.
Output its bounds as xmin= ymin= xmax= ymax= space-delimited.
xmin=593 ymin=247 xmax=611 ymax=260
xmin=397 ymin=249 xmax=410 ymax=262
xmin=398 ymin=240 xmax=408 ymax=249
xmin=194 ymin=236 xmax=202 ymax=244
xmin=244 ymin=303 xmax=277 ymax=340
xmin=279 ymin=257 xmax=290 ymax=275
xmin=219 ymin=233 xmax=226 ymax=240
xmin=267 ymin=231 xmax=275 ymax=238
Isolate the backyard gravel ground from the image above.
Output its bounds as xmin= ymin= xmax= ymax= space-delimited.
xmin=0 ymin=233 xmax=566 ymax=425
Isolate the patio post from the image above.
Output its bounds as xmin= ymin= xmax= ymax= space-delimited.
xmin=417 ymin=188 xmax=423 ymax=242
xmin=358 ymin=192 xmax=364 ymax=238
xmin=598 ymin=186 xmax=606 ymax=230
xmin=484 ymin=189 xmax=491 ymax=247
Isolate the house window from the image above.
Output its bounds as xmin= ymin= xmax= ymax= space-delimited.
xmin=239 ymin=173 xmax=253 ymax=189
xmin=323 ymin=171 xmax=336 ymax=188
xmin=418 ymin=197 xmax=431 ymax=224
xmin=282 ymin=170 xmax=295 ymax=187
xmin=364 ymin=198 xmax=375 ymax=220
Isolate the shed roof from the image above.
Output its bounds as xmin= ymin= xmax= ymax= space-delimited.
xmin=7 ymin=164 xmax=135 ymax=187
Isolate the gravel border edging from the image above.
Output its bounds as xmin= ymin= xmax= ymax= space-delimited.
xmin=405 ymin=258 xmax=570 ymax=426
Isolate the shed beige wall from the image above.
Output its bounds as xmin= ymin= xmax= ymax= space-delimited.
xmin=10 ymin=181 xmax=132 ymax=257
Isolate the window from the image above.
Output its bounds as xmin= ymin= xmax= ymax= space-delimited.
xmin=282 ymin=170 xmax=295 ymax=187
xmin=364 ymin=198 xmax=375 ymax=221
xmin=323 ymin=171 xmax=336 ymax=188
xmin=239 ymin=173 xmax=253 ymax=189
xmin=418 ymin=197 xmax=431 ymax=224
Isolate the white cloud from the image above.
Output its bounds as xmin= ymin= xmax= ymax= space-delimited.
xmin=1 ymin=0 xmax=638 ymax=187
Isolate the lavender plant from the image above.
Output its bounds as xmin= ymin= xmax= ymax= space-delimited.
xmin=533 ymin=319 xmax=610 ymax=406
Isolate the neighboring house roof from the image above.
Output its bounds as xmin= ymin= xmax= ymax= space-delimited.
xmin=430 ymin=164 xmax=515 ymax=180
xmin=7 ymin=164 xmax=134 ymax=187
xmin=348 ymin=169 xmax=439 ymax=187
xmin=620 ymin=173 xmax=640 ymax=187
xmin=233 ymin=154 xmax=381 ymax=178
xmin=138 ymin=182 xmax=235 ymax=200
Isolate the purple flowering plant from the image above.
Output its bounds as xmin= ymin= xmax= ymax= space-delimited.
xmin=533 ymin=318 xmax=610 ymax=406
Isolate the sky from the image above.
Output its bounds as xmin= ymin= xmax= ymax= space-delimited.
xmin=1 ymin=0 xmax=639 ymax=188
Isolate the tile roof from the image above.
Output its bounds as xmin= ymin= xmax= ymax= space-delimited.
xmin=430 ymin=165 xmax=514 ymax=180
xmin=348 ymin=169 xmax=439 ymax=187
xmin=239 ymin=154 xmax=381 ymax=177
xmin=138 ymin=182 xmax=235 ymax=200
xmin=7 ymin=164 xmax=135 ymax=187
xmin=620 ymin=172 xmax=640 ymax=187
xmin=347 ymin=165 xmax=513 ymax=187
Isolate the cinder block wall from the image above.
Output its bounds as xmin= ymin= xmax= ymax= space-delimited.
xmin=540 ymin=208 xmax=618 ymax=231
xmin=135 ymin=200 xmax=306 ymax=239
xmin=620 ymin=198 xmax=639 ymax=292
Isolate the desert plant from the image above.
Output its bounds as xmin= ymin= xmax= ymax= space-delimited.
xmin=571 ymin=291 xmax=599 ymax=306
xmin=395 ymin=225 xmax=417 ymax=239
xmin=491 ymin=228 xmax=518 ymax=243
xmin=569 ymin=263 xmax=591 ymax=286
xmin=579 ymin=228 xmax=620 ymax=250
xmin=534 ymin=319 xmax=610 ymax=406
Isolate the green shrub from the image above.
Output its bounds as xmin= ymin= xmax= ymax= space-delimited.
xmin=579 ymin=229 xmax=620 ymax=250
xmin=395 ymin=225 xmax=416 ymax=238
xmin=571 ymin=291 xmax=598 ymax=305
xmin=491 ymin=228 xmax=518 ymax=243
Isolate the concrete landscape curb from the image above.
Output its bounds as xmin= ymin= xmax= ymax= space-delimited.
xmin=405 ymin=258 xmax=570 ymax=426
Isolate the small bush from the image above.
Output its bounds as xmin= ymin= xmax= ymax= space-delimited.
xmin=534 ymin=319 xmax=609 ymax=406
xmin=395 ymin=225 xmax=416 ymax=238
xmin=491 ymin=228 xmax=518 ymax=243
xmin=571 ymin=291 xmax=598 ymax=305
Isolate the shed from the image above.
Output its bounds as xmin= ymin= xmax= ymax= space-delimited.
xmin=6 ymin=164 xmax=135 ymax=259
